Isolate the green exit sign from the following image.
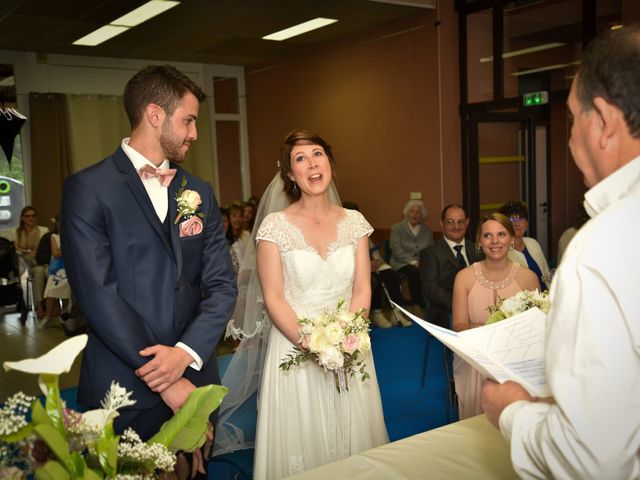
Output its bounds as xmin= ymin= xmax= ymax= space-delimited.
xmin=523 ymin=91 xmax=549 ymax=106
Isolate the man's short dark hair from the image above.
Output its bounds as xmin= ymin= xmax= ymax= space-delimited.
xmin=123 ymin=64 xmax=206 ymax=129
xmin=440 ymin=204 xmax=467 ymax=221
xmin=577 ymin=25 xmax=640 ymax=138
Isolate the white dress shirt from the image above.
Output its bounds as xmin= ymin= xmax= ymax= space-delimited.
xmin=443 ymin=237 xmax=468 ymax=266
xmin=121 ymin=138 xmax=203 ymax=371
xmin=499 ymin=157 xmax=640 ymax=478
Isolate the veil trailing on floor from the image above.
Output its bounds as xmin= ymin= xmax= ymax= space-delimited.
xmin=214 ymin=173 xmax=341 ymax=455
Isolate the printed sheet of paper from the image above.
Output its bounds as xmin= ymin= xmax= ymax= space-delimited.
xmin=392 ymin=302 xmax=549 ymax=397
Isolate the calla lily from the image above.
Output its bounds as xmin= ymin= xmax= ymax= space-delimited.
xmin=3 ymin=334 xmax=87 ymax=375
xmin=3 ymin=334 xmax=88 ymax=395
xmin=82 ymin=408 xmax=120 ymax=431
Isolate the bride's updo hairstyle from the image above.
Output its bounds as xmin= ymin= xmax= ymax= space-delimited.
xmin=475 ymin=212 xmax=515 ymax=252
xmin=278 ymin=129 xmax=336 ymax=203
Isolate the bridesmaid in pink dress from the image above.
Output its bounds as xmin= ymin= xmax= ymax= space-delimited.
xmin=451 ymin=213 xmax=539 ymax=419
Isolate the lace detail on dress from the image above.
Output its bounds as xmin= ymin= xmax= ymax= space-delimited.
xmin=288 ymin=456 xmax=306 ymax=475
xmin=256 ymin=209 xmax=373 ymax=257
xmin=472 ymin=262 xmax=520 ymax=290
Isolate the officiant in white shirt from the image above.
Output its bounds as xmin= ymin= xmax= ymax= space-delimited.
xmin=481 ymin=25 xmax=640 ymax=479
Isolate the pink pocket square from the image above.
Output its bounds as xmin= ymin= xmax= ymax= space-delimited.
xmin=179 ymin=216 xmax=203 ymax=238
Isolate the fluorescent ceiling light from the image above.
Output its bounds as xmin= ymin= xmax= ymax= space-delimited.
xmin=111 ymin=0 xmax=180 ymax=27
xmin=73 ymin=25 xmax=130 ymax=46
xmin=263 ymin=18 xmax=338 ymax=41
xmin=73 ymin=0 xmax=180 ymax=46
xmin=480 ymin=42 xmax=565 ymax=63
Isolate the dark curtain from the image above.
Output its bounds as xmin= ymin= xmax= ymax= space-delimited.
xmin=29 ymin=93 xmax=72 ymax=228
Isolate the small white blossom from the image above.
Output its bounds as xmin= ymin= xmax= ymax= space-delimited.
xmin=100 ymin=381 xmax=137 ymax=412
xmin=119 ymin=428 xmax=176 ymax=473
xmin=0 ymin=393 xmax=34 ymax=436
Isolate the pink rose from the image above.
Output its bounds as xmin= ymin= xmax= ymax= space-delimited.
xmin=342 ymin=334 xmax=360 ymax=354
xmin=179 ymin=216 xmax=203 ymax=237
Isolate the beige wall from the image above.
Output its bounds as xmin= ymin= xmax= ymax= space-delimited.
xmin=244 ymin=4 xmax=460 ymax=232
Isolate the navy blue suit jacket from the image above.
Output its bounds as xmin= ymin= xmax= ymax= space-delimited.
xmin=61 ymin=147 xmax=237 ymax=411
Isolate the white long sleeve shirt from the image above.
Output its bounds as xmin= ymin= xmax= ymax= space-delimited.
xmin=499 ymin=157 xmax=640 ymax=479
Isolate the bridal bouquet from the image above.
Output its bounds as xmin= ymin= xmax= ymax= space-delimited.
xmin=279 ymin=300 xmax=372 ymax=383
xmin=0 ymin=335 xmax=227 ymax=479
xmin=486 ymin=289 xmax=551 ymax=325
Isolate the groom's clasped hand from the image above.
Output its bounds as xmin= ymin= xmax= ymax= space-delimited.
xmin=135 ymin=344 xmax=194 ymax=392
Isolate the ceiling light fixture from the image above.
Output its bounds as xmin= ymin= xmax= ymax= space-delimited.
xmin=263 ymin=18 xmax=338 ymax=41
xmin=480 ymin=42 xmax=566 ymax=63
xmin=73 ymin=0 xmax=180 ymax=47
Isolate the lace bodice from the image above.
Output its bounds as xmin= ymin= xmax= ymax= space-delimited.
xmin=257 ymin=209 xmax=373 ymax=317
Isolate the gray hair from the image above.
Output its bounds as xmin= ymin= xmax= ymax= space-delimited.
xmin=402 ymin=199 xmax=427 ymax=222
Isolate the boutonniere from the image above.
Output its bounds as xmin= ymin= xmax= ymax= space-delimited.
xmin=174 ymin=176 xmax=205 ymax=237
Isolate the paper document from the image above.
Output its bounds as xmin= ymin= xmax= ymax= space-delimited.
xmin=392 ymin=302 xmax=549 ymax=397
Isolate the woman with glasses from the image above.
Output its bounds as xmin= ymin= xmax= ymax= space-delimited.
xmin=498 ymin=201 xmax=550 ymax=290
xmin=14 ymin=206 xmax=48 ymax=267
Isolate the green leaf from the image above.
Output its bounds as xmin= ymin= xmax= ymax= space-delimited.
xmin=32 ymin=398 xmax=53 ymax=426
xmin=0 ymin=422 xmax=34 ymax=442
xmin=83 ymin=469 xmax=103 ymax=480
xmin=40 ymin=373 xmax=66 ymax=436
xmin=34 ymin=423 xmax=73 ymax=471
xmin=147 ymin=384 xmax=228 ymax=452
xmin=69 ymin=451 xmax=88 ymax=478
xmin=35 ymin=460 xmax=71 ymax=480
xmin=96 ymin=423 xmax=118 ymax=477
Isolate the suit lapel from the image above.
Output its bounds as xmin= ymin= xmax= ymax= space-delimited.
xmin=168 ymin=170 xmax=183 ymax=279
xmin=114 ymin=148 xmax=175 ymax=260
xmin=439 ymin=239 xmax=459 ymax=269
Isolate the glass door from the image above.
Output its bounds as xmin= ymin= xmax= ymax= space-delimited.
xmin=467 ymin=111 xmax=550 ymax=255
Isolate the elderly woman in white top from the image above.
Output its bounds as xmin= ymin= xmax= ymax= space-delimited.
xmin=389 ymin=199 xmax=434 ymax=317
xmin=498 ymin=201 xmax=550 ymax=290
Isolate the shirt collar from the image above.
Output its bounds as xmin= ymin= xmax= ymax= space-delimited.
xmin=121 ymin=137 xmax=170 ymax=171
xmin=443 ymin=236 xmax=465 ymax=250
xmin=584 ymin=156 xmax=640 ymax=219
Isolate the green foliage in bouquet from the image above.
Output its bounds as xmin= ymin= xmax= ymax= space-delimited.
xmin=0 ymin=335 xmax=228 ymax=479
xmin=485 ymin=289 xmax=550 ymax=325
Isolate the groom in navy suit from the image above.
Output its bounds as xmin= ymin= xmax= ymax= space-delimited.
xmin=61 ymin=65 xmax=237 ymax=440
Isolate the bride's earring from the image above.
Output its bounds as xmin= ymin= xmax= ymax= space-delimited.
xmin=292 ymin=181 xmax=298 ymax=194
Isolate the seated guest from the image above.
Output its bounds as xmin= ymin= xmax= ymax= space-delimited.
xmin=389 ymin=199 xmax=433 ymax=318
xmin=242 ymin=201 xmax=256 ymax=232
xmin=452 ymin=213 xmax=538 ymax=419
xmin=342 ymin=201 xmax=410 ymax=328
xmin=13 ymin=206 xmax=49 ymax=268
xmin=39 ymin=216 xmax=71 ymax=329
xmin=220 ymin=207 xmax=239 ymax=274
xmin=419 ymin=204 xmax=482 ymax=328
xmin=498 ymin=201 xmax=550 ymax=289
xmin=227 ymin=201 xmax=250 ymax=269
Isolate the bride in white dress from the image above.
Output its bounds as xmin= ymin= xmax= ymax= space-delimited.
xmin=219 ymin=130 xmax=388 ymax=479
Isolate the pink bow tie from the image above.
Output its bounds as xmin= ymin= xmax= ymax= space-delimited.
xmin=138 ymin=165 xmax=177 ymax=187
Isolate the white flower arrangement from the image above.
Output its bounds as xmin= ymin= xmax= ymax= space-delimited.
xmin=280 ymin=299 xmax=372 ymax=384
xmin=0 ymin=335 xmax=228 ymax=479
xmin=486 ymin=289 xmax=551 ymax=325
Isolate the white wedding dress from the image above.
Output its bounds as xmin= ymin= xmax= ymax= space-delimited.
xmin=253 ymin=209 xmax=389 ymax=479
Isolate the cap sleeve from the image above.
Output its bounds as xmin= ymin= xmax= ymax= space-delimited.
xmin=255 ymin=212 xmax=279 ymax=245
xmin=348 ymin=210 xmax=374 ymax=240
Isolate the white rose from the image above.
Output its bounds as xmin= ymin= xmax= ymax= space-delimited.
xmin=319 ymin=346 xmax=344 ymax=370
xmin=500 ymin=297 xmax=521 ymax=316
xmin=357 ymin=332 xmax=371 ymax=352
xmin=300 ymin=322 xmax=315 ymax=336
xmin=324 ymin=322 xmax=345 ymax=345
xmin=180 ymin=189 xmax=202 ymax=210
xmin=309 ymin=329 xmax=328 ymax=353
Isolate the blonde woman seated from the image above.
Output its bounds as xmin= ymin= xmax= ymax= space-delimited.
xmin=451 ymin=213 xmax=538 ymax=419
